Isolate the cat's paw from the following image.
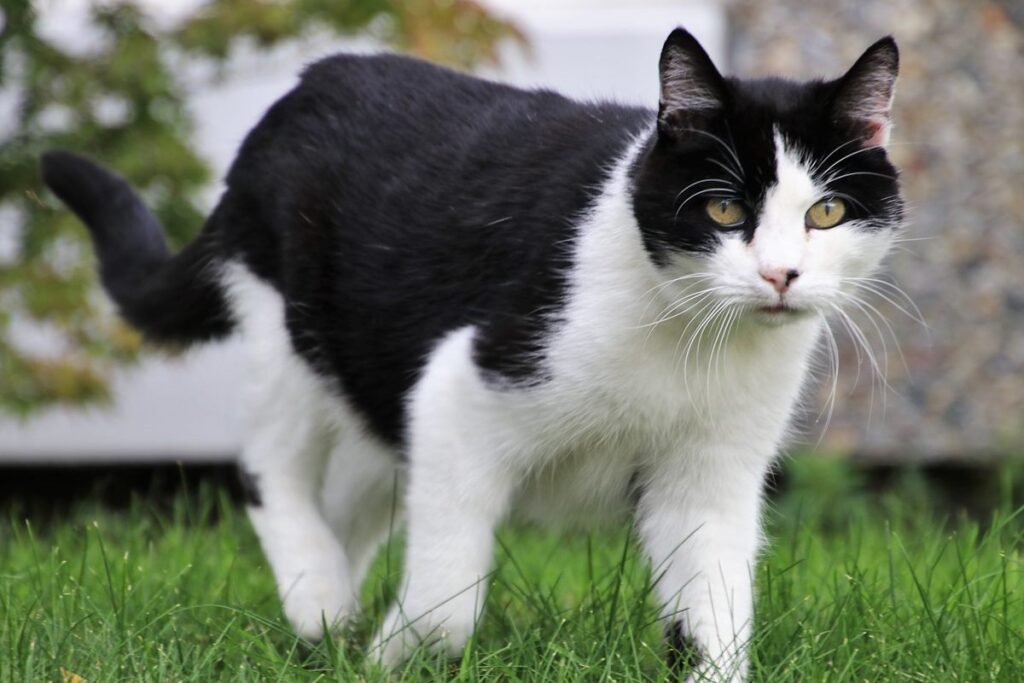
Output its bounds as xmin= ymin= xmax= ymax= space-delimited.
xmin=369 ymin=605 xmax=471 ymax=667
xmin=281 ymin=576 xmax=354 ymax=640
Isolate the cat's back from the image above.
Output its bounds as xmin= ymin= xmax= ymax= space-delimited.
xmin=227 ymin=52 xmax=650 ymax=196
xmin=299 ymin=51 xmax=536 ymax=119
xmin=232 ymin=53 xmax=589 ymax=176
xmin=216 ymin=52 xmax=652 ymax=443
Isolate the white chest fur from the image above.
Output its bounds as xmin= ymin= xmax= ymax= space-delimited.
xmin=488 ymin=143 xmax=821 ymax=525
xmin=406 ymin=139 xmax=822 ymax=531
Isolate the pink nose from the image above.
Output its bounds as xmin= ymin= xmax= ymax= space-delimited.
xmin=760 ymin=267 xmax=800 ymax=294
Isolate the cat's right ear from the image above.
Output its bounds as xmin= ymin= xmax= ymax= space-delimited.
xmin=657 ymin=28 xmax=727 ymax=138
xmin=830 ymin=37 xmax=899 ymax=147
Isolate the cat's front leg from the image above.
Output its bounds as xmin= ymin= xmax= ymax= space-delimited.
xmin=370 ymin=431 xmax=515 ymax=666
xmin=636 ymin=447 xmax=770 ymax=682
xmin=370 ymin=329 xmax=518 ymax=666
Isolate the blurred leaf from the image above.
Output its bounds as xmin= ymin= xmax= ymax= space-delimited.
xmin=59 ymin=667 xmax=87 ymax=683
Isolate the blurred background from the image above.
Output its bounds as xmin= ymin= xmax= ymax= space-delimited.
xmin=0 ymin=0 xmax=1021 ymax=474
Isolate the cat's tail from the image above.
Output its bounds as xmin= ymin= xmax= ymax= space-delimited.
xmin=40 ymin=150 xmax=235 ymax=345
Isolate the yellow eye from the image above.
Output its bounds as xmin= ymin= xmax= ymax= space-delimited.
xmin=806 ymin=198 xmax=847 ymax=229
xmin=705 ymin=198 xmax=747 ymax=227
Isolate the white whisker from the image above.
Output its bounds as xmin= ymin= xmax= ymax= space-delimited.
xmin=839 ymin=291 xmax=909 ymax=377
xmin=681 ymin=127 xmax=744 ymax=179
xmin=825 ymin=170 xmax=898 ymax=184
xmin=706 ymin=157 xmax=744 ymax=186
xmin=817 ymin=142 xmax=883 ymax=180
xmin=674 ymin=187 xmax=739 ymax=221
xmin=640 ymin=288 xmax=720 ymax=350
xmin=815 ymin=314 xmax=840 ymax=441
xmin=810 ymin=138 xmax=861 ymax=176
xmin=672 ymin=178 xmax=735 ymax=205
xmin=844 ymin=276 xmax=927 ymax=328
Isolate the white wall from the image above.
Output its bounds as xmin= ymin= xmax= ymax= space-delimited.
xmin=0 ymin=1 xmax=725 ymax=462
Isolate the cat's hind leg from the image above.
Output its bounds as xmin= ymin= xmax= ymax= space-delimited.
xmin=228 ymin=265 xmax=355 ymax=640
xmin=321 ymin=424 xmax=404 ymax=596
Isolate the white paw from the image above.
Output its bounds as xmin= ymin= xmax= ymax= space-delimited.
xmin=369 ymin=605 xmax=472 ymax=667
xmin=280 ymin=575 xmax=353 ymax=640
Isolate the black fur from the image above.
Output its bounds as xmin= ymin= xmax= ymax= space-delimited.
xmin=42 ymin=30 xmax=902 ymax=448
xmin=666 ymin=621 xmax=703 ymax=676
xmin=40 ymin=151 xmax=234 ymax=344
xmin=210 ymin=53 xmax=651 ymax=443
xmin=633 ymin=32 xmax=901 ymax=264
xmin=237 ymin=467 xmax=262 ymax=508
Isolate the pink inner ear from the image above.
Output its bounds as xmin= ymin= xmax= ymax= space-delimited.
xmin=863 ymin=117 xmax=891 ymax=147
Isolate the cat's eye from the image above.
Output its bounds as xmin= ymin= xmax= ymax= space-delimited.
xmin=806 ymin=198 xmax=847 ymax=229
xmin=705 ymin=198 xmax=747 ymax=227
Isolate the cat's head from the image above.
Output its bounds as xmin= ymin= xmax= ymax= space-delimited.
xmin=632 ymin=29 xmax=903 ymax=325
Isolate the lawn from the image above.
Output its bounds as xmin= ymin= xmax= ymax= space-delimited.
xmin=1 ymin=458 xmax=1023 ymax=682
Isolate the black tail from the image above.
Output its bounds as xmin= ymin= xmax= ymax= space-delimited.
xmin=41 ymin=150 xmax=234 ymax=344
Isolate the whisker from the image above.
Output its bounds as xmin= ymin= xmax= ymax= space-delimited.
xmin=839 ymin=291 xmax=910 ymax=377
xmin=681 ymin=127 xmax=744 ymax=179
xmin=831 ymin=304 xmax=877 ymax=417
xmin=669 ymin=298 xmax=716 ymax=378
xmin=637 ymin=274 xmax=716 ymax=328
xmin=706 ymin=157 xmax=744 ymax=186
xmin=674 ymin=187 xmax=739 ymax=221
xmin=844 ymin=276 xmax=927 ymax=328
xmin=889 ymin=244 xmax=921 ymax=257
xmin=838 ymin=293 xmax=893 ymax=380
xmin=723 ymin=122 xmax=744 ymax=175
xmin=707 ymin=304 xmax=740 ymax=400
xmin=672 ymin=178 xmax=734 ymax=205
xmin=639 ymin=287 xmax=725 ymax=331
xmin=827 ymin=302 xmax=864 ymax=391
xmin=850 ymin=282 xmax=926 ymax=329
xmin=826 ymin=191 xmax=870 ymax=215
xmin=818 ymin=143 xmax=883 ymax=180
xmin=888 ymin=236 xmax=936 ymax=244
xmin=810 ymin=138 xmax=862 ymax=176
xmin=826 ymin=171 xmax=899 ymax=184
xmin=674 ymin=299 xmax=717 ymax=369
xmin=641 ymin=272 xmax=717 ymax=297
xmin=815 ymin=314 xmax=840 ymax=442
xmin=640 ymin=288 xmax=723 ymax=350
xmin=637 ymin=272 xmax=716 ymax=314
xmin=678 ymin=300 xmax=729 ymax=415
xmin=828 ymin=303 xmax=894 ymax=420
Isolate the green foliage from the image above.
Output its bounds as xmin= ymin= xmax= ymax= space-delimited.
xmin=1 ymin=458 xmax=1022 ymax=680
xmin=0 ymin=0 xmax=522 ymax=415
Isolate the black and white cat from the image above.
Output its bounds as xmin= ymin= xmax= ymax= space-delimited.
xmin=42 ymin=28 xmax=902 ymax=680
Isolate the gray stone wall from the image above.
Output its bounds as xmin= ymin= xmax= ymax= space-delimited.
xmin=728 ymin=0 xmax=1024 ymax=460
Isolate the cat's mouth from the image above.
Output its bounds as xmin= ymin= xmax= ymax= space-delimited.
xmin=757 ymin=302 xmax=792 ymax=314
xmin=755 ymin=301 xmax=808 ymax=318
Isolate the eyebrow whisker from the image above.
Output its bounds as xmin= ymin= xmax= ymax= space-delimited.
xmin=816 ymin=142 xmax=882 ymax=179
xmin=706 ymin=157 xmax=744 ymax=186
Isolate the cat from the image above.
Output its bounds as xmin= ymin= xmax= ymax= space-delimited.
xmin=41 ymin=27 xmax=903 ymax=681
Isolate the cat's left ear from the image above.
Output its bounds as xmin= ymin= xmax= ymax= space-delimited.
xmin=657 ymin=28 xmax=727 ymax=137
xmin=831 ymin=36 xmax=899 ymax=147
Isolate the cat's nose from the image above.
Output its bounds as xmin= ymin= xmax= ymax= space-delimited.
xmin=760 ymin=267 xmax=800 ymax=294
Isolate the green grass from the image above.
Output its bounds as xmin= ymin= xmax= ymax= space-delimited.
xmin=2 ymin=458 xmax=1023 ymax=682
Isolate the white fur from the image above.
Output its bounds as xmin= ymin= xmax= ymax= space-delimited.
xmin=661 ymin=46 xmax=721 ymax=113
xmin=222 ymin=129 xmax=894 ymax=682
xmin=223 ymin=263 xmax=399 ymax=640
xmin=843 ymin=75 xmax=895 ymax=148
